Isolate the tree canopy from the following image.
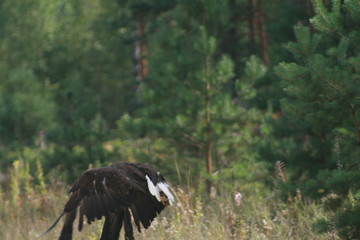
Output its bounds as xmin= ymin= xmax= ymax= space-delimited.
xmin=0 ymin=0 xmax=359 ymax=238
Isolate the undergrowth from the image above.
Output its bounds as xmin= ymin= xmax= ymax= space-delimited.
xmin=0 ymin=160 xmax=339 ymax=240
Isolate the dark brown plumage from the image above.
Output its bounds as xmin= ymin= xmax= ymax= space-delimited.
xmin=40 ymin=162 xmax=174 ymax=240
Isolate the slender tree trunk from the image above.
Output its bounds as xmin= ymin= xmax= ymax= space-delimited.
xmin=256 ymin=0 xmax=269 ymax=66
xmin=306 ymin=0 xmax=314 ymax=15
xmin=306 ymin=0 xmax=316 ymax=32
xmin=248 ymin=0 xmax=256 ymax=53
xmin=204 ymin=56 xmax=213 ymax=195
xmin=133 ymin=15 xmax=148 ymax=83
xmin=350 ymin=105 xmax=360 ymax=145
xmin=222 ymin=0 xmax=240 ymax=100
xmin=38 ymin=130 xmax=46 ymax=150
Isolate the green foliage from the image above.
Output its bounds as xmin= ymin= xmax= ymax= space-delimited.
xmin=311 ymin=0 xmax=343 ymax=35
xmin=1 ymin=0 xmax=358 ymax=237
xmin=272 ymin=1 xmax=360 ymax=238
xmin=117 ymin=18 xmax=270 ymax=193
xmin=9 ymin=158 xmax=44 ymax=207
xmin=0 ymin=67 xmax=56 ymax=145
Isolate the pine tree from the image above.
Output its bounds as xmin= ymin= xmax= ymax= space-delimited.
xmin=115 ymin=1 xmax=270 ymax=195
xmin=274 ymin=0 xmax=360 ymax=238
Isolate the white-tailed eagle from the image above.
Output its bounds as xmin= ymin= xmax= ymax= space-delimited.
xmin=41 ymin=162 xmax=174 ymax=240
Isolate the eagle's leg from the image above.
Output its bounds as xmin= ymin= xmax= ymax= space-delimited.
xmin=100 ymin=211 xmax=124 ymax=240
xmin=59 ymin=209 xmax=77 ymax=240
xmin=110 ymin=210 xmax=125 ymax=240
xmin=124 ymin=208 xmax=135 ymax=240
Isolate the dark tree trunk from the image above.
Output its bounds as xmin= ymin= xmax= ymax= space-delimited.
xmin=306 ymin=0 xmax=316 ymax=32
xmin=248 ymin=0 xmax=256 ymax=53
xmin=350 ymin=105 xmax=360 ymax=145
xmin=133 ymin=15 xmax=148 ymax=83
xmin=221 ymin=0 xmax=241 ymax=100
xmin=204 ymin=56 xmax=213 ymax=196
xmin=256 ymin=0 xmax=269 ymax=66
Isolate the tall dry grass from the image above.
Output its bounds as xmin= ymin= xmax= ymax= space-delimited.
xmin=0 ymin=161 xmax=339 ymax=240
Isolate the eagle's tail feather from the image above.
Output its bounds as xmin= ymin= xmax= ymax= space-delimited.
xmin=37 ymin=212 xmax=65 ymax=238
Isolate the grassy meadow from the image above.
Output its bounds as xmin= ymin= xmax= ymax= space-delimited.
xmin=0 ymin=161 xmax=339 ymax=240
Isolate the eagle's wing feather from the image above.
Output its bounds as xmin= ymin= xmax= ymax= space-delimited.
xmin=41 ymin=162 xmax=174 ymax=240
xmin=66 ymin=167 xmax=133 ymax=225
xmin=110 ymin=162 xmax=167 ymax=228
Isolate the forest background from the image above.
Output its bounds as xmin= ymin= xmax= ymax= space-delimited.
xmin=0 ymin=0 xmax=359 ymax=239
